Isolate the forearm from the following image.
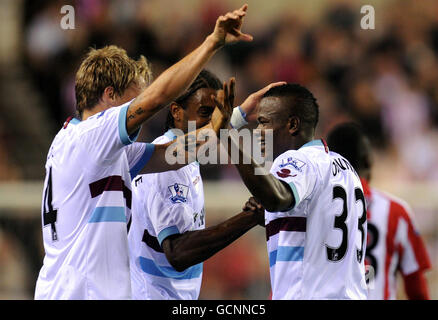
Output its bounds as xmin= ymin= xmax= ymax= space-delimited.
xmin=163 ymin=210 xmax=259 ymax=271
xmin=127 ymin=36 xmax=220 ymax=134
xmin=139 ymin=122 xmax=218 ymax=174
xmin=227 ymin=136 xmax=294 ymax=212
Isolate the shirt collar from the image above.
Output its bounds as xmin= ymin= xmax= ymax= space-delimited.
xmin=299 ymin=139 xmax=324 ymax=149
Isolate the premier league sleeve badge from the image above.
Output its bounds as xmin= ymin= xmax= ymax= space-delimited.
xmin=168 ymin=183 xmax=189 ymax=203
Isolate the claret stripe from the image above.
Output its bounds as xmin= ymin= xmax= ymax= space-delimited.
xmin=266 ymin=217 xmax=307 ymax=241
xmin=142 ymin=229 xmax=164 ymax=253
xmin=89 ymin=175 xmax=132 ymax=209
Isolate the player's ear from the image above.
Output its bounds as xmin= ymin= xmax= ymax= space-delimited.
xmin=170 ymin=103 xmax=183 ymax=122
xmin=101 ymin=86 xmax=116 ymax=105
xmin=288 ymin=116 xmax=300 ymax=136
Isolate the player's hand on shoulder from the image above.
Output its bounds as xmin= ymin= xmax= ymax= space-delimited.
xmin=210 ymin=4 xmax=253 ymax=48
xmin=240 ymin=82 xmax=287 ymax=122
xmin=243 ymin=197 xmax=265 ymax=227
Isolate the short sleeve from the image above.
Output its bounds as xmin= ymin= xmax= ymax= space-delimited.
xmin=146 ymin=171 xmax=195 ymax=245
xmin=126 ymin=142 xmax=155 ymax=179
xmin=81 ymin=102 xmax=140 ymax=164
xmin=270 ymin=150 xmax=317 ymax=210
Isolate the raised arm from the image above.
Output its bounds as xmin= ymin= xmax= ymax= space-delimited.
xmin=230 ymin=147 xmax=294 ymax=212
xmin=126 ymin=4 xmax=253 ymax=135
xmin=214 ymin=81 xmax=294 ymax=212
xmin=138 ymin=80 xmax=233 ymax=174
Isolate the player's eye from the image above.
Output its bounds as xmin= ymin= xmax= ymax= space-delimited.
xmin=198 ymin=106 xmax=214 ymax=117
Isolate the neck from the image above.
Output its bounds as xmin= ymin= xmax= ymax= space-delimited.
xmin=81 ymin=103 xmax=109 ymax=120
xmin=274 ymin=134 xmax=314 ymax=159
xmin=292 ymin=135 xmax=314 ymax=150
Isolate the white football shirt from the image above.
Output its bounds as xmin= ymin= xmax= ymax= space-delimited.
xmin=266 ymin=139 xmax=368 ymax=299
xmin=128 ymin=130 xmax=205 ymax=300
xmin=35 ymin=102 xmax=155 ymax=300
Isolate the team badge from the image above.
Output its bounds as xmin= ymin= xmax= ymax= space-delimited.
xmin=169 ymin=183 xmax=189 ymax=203
xmin=276 ymin=168 xmax=297 ymax=178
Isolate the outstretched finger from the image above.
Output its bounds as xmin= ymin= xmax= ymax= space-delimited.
xmin=268 ymin=81 xmax=287 ymax=90
xmin=223 ymin=81 xmax=229 ymax=109
xmin=258 ymin=81 xmax=287 ymax=96
xmin=225 ymin=12 xmax=239 ymax=20
xmin=234 ymin=29 xmax=253 ymax=42
xmin=249 ymin=197 xmax=263 ymax=209
xmin=234 ymin=8 xmax=247 ymax=18
xmin=213 ymin=95 xmax=227 ymax=115
xmin=243 ymin=202 xmax=257 ymax=211
xmin=226 ymin=78 xmax=235 ymax=111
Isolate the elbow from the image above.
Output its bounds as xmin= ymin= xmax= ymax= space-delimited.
xmin=261 ymin=191 xmax=294 ymax=212
xmin=166 ymin=253 xmax=189 ymax=272
xmin=162 ymin=235 xmax=193 ymax=272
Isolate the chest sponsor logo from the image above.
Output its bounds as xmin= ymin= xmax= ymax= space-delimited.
xmin=169 ymin=183 xmax=189 ymax=203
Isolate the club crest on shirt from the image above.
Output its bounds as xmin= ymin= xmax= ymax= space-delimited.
xmin=169 ymin=183 xmax=189 ymax=203
xmin=276 ymin=168 xmax=297 ymax=178
xmin=279 ymin=157 xmax=306 ymax=172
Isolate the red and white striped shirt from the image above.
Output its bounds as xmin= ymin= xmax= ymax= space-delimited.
xmin=362 ymin=179 xmax=431 ymax=300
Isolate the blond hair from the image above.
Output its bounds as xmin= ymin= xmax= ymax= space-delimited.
xmin=75 ymin=45 xmax=152 ymax=116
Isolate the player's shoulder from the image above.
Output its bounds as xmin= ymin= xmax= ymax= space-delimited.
xmin=372 ymin=187 xmax=414 ymax=220
xmin=132 ymin=133 xmax=184 ymax=190
xmin=51 ymin=117 xmax=82 ymax=148
xmin=272 ymin=149 xmax=311 ymax=174
xmin=82 ymin=105 xmax=123 ymax=129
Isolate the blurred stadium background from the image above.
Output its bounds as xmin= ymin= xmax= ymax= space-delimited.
xmin=0 ymin=0 xmax=437 ymax=299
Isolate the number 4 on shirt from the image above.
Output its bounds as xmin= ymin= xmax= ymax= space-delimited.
xmin=43 ymin=167 xmax=58 ymax=241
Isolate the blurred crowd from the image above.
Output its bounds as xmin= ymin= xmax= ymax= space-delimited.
xmin=21 ymin=0 xmax=438 ymax=183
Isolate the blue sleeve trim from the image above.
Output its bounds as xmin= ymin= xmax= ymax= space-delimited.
xmin=157 ymin=226 xmax=180 ymax=245
xmin=238 ymin=105 xmax=247 ymax=119
xmin=118 ymin=104 xmax=140 ymax=145
xmin=129 ymin=143 xmax=155 ymax=179
xmin=281 ymin=181 xmax=300 ymax=212
xmin=139 ymin=257 xmax=203 ymax=279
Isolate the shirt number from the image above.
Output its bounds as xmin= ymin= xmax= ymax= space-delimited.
xmin=326 ymin=186 xmax=366 ymax=263
xmin=42 ymin=167 xmax=58 ymax=241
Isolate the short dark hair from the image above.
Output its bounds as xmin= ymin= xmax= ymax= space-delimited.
xmin=262 ymin=83 xmax=319 ymax=129
xmin=326 ymin=122 xmax=370 ymax=172
xmin=164 ymin=69 xmax=222 ymax=131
